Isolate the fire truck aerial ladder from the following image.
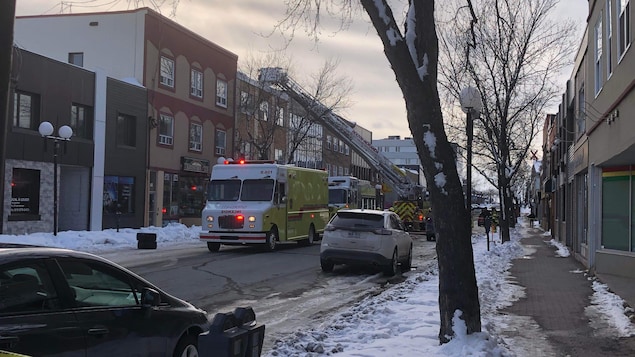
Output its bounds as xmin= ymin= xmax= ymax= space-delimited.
xmin=258 ymin=67 xmax=424 ymax=202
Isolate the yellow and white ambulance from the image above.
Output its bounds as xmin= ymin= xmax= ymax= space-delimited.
xmin=200 ymin=160 xmax=330 ymax=252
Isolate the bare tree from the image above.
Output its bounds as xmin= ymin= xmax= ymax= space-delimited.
xmin=285 ymin=58 xmax=354 ymax=164
xmin=438 ymin=0 xmax=578 ymax=241
xmin=235 ymin=52 xmax=294 ymax=161
xmin=276 ymin=1 xmax=480 ymax=343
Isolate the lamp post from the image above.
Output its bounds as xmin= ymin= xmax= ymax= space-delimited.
xmin=459 ymin=86 xmax=483 ymax=228
xmin=38 ymin=121 xmax=72 ymax=236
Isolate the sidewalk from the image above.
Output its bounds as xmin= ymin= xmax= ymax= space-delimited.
xmin=502 ymin=223 xmax=635 ymax=356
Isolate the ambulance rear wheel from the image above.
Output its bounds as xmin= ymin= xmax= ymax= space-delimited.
xmin=265 ymin=228 xmax=278 ymax=251
xmin=299 ymin=225 xmax=316 ymax=246
xmin=207 ymin=242 xmax=221 ymax=252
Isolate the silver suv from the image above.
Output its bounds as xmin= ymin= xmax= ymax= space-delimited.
xmin=320 ymin=209 xmax=413 ymax=276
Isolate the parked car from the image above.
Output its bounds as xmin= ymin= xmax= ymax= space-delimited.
xmin=320 ymin=209 xmax=413 ymax=276
xmin=0 ymin=243 xmax=262 ymax=357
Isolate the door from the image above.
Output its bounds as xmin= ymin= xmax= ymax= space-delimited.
xmin=55 ymin=258 xmax=168 ymax=356
xmin=59 ymin=166 xmax=90 ymax=231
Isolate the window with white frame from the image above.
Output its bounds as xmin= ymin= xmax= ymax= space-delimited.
xmin=159 ymin=114 xmax=174 ymax=145
xmin=595 ymin=14 xmax=603 ymax=95
xmin=216 ymin=79 xmax=227 ymax=107
xmin=160 ymin=56 xmax=175 ymax=87
xmin=326 ymin=163 xmax=331 ymax=175
xmin=191 ymin=69 xmax=203 ymax=98
xmin=326 ymin=135 xmax=332 ymax=150
xmin=276 ymin=106 xmax=284 ymax=126
xmin=345 ymin=144 xmax=350 ymax=155
xmin=333 ymin=138 xmax=339 ymax=152
xmin=618 ymin=0 xmax=631 ymax=57
xmin=343 ymin=167 xmax=349 ymax=176
xmin=240 ymin=91 xmax=253 ymax=114
xmin=275 ymin=148 xmax=283 ymax=162
xmin=259 ymin=101 xmax=269 ymax=121
xmin=215 ymin=129 xmax=226 ymax=155
xmin=189 ymin=122 xmax=202 ymax=151
xmin=339 ymin=139 xmax=344 ymax=153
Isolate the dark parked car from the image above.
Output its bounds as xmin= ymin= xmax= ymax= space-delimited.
xmin=0 ymin=244 xmax=260 ymax=356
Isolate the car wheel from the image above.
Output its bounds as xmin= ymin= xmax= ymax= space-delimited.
xmin=320 ymin=258 xmax=334 ymax=272
xmin=207 ymin=242 xmax=220 ymax=252
xmin=401 ymin=244 xmax=413 ymax=272
xmin=173 ymin=334 xmax=198 ymax=357
xmin=264 ymin=228 xmax=278 ymax=251
xmin=299 ymin=225 xmax=316 ymax=246
xmin=383 ymin=249 xmax=398 ymax=277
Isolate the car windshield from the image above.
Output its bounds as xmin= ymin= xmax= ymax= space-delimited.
xmin=241 ymin=179 xmax=274 ymax=201
xmin=206 ymin=180 xmax=241 ymax=201
xmin=329 ymin=189 xmax=347 ymax=205
xmin=330 ymin=212 xmax=384 ymax=229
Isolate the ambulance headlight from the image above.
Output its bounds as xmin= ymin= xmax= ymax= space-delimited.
xmin=248 ymin=216 xmax=256 ymax=222
xmin=206 ymin=216 xmax=214 ymax=222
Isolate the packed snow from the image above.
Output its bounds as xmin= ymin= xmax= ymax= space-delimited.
xmin=0 ymin=217 xmax=633 ymax=356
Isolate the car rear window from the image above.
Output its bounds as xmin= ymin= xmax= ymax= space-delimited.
xmin=330 ymin=212 xmax=384 ymax=229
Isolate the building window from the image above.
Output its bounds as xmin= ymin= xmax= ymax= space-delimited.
xmin=276 ymin=106 xmax=284 ymax=126
xmin=216 ymin=79 xmax=227 ymax=107
xmin=275 ymin=148 xmax=283 ymax=162
xmin=13 ymin=91 xmax=39 ymax=130
xmin=607 ymin=0 xmax=613 ymax=76
xmin=326 ymin=135 xmax=332 ymax=150
xmin=259 ymin=101 xmax=269 ymax=121
xmin=240 ymin=91 xmax=253 ymax=114
xmin=345 ymin=144 xmax=350 ymax=155
xmin=618 ymin=0 xmax=631 ymax=57
xmin=191 ymin=69 xmax=203 ymax=98
xmin=103 ymin=176 xmax=135 ymax=214
xmin=215 ymin=129 xmax=226 ymax=155
xmin=595 ymin=14 xmax=603 ymax=95
xmin=71 ymin=104 xmax=93 ymax=139
xmin=117 ymin=113 xmax=136 ymax=147
xmin=339 ymin=139 xmax=344 ymax=153
xmin=577 ymin=84 xmax=586 ymax=135
xmin=333 ymin=139 xmax=339 ymax=153
xmin=159 ymin=114 xmax=174 ymax=146
xmin=160 ymin=56 xmax=175 ymax=87
xmin=189 ymin=122 xmax=202 ymax=151
xmin=68 ymin=52 xmax=84 ymax=67
xmin=9 ymin=168 xmax=40 ymax=221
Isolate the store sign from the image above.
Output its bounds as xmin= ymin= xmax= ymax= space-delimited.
xmin=181 ymin=157 xmax=210 ymax=174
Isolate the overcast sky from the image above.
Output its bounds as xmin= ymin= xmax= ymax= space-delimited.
xmin=16 ymin=0 xmax=588 ymax=141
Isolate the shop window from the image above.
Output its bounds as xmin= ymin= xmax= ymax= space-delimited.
xmin=178 ymin=176 xmax=206 ymax=217
xmin=9 ymin=168 xmax=40 ymax=221
xmin=71 ymin=103 xmax=93 ymax=140
xmin=13 ymin=91 xmax=40 ymax=131
xmin=103 ymin=176 xmax=135 ymax=214
xmin=117 ymin=113 xmax=136 ymax=147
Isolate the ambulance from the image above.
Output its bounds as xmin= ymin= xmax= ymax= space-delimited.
xmin=200 ymin=159 xmax=330 ymax=252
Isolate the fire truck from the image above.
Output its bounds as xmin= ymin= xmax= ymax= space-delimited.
xmin=328 ymin=176 xmax=377 ymax=213
xmin=259 ymin=67 xmax=426 ymax=226
xmin=199 ymin=159 xmax=330 ymax=252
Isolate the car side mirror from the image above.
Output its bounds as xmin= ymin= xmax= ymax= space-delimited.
xmin=141 ymin=287 xmax=161 ymax=308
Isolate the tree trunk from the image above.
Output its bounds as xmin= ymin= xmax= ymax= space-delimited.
xmin=361 ymin=0 xmax=481 ymax=343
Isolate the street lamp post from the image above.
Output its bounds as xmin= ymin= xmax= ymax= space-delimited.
xmin=459 ymin=87 xmax=483 ymax=229
xmin=38 ymin=121 xmax=73 ymax=236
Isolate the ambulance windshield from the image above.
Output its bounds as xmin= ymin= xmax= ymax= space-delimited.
xmin=207 ymin=180 xmax=241 ymax=201
xmin=241 ymin=179 xmax=274 ymax=201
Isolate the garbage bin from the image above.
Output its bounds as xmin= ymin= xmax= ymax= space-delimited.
xmin=234 ymin=307 xmax=265 ymax=357
xmin=199 ymin=311 xmax=248 ymax=357
xmin=136 ymin=233 xmax=157 ymax=249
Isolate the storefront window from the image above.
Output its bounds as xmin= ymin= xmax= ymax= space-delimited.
xmin=163 ymin=173 xmax=180 ymax=220
xmin=178 ymin=176 xmax=206 ymax=217
xmin=9 ymin=168 xmax=40 ymax=221
xmin=104 ymin=176 xmax=135 ymax=214
xmin=602 ymin=167 xmax=631 ymax=251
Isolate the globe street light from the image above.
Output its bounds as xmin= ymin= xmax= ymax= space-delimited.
xmin=38 ymin=121 xmax=73 ymax=236
xmin=459 ymin=86 xmax=483 ymax=227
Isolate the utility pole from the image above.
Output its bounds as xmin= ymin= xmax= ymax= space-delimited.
xmin=0 ymin=1 xmax=17 ymax=234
